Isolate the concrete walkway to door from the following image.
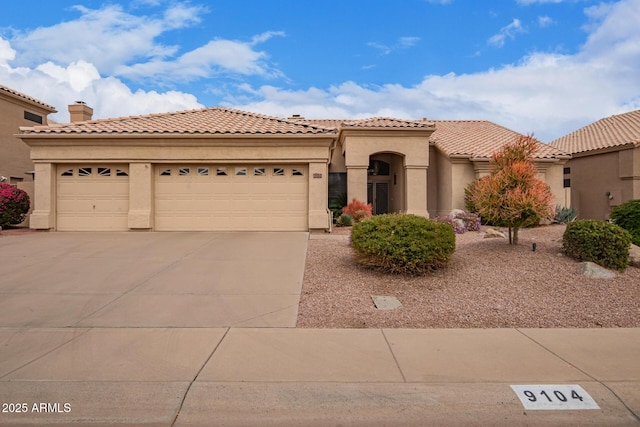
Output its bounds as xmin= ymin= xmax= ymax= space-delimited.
xmin=0 ymin=231 xmax=308 ymax=328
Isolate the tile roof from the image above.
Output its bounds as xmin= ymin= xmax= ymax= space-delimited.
xmin=0 ymin=84 xmax=57 ymax=112
xmin=429 ymin=120 xmax=568 ymax=159
xmin=303 ymin=117 xmax=434 ymax=130
xmin=549 ymin=109 xmax=640 ymax=154
xmin=21 ymin=107 xmax=337 ymax=136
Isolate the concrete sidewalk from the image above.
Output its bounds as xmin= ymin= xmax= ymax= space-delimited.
xmin=1 ymin=327 xmax=638 ymax=426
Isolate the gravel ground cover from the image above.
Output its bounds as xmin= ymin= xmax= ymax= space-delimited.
xmin=297 ymin=225 xmax=640 ymax=328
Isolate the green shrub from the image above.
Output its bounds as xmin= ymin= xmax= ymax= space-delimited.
xmin=0 ymin=183 xmax=30 ymax=227
xmin=610 ymin=199 xmax=640 ymax=246
xmin=336 ymin=213 xmax=353 ymax=227
xmin=351 ymin=214 xmax=456 ymax=275
xmin=562 ymin=220 xmax=632 ymax=272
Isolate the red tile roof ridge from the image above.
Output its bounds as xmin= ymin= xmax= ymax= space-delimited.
xmin=0 ymin=84 xmax=57 ymax=112
xmin=549 ymin=109 xmax=640 ymax=154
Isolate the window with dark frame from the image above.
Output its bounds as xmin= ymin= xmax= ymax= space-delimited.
xmin=24 ymin=111 xmax=43 ymax=124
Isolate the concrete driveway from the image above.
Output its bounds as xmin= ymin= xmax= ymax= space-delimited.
xmin=0 ymin=231 xmax=309 ymax=328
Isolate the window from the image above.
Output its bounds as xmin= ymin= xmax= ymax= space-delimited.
xmin=235 ymin=167 xmax=247 ymax=176
xmin=197 ymin=167 xmax=209 ymax=176
xmin=160 ymin=169 xmax=171 ymax=176
xmin=61 ymin=169 xmax=73 ymax=177
xmin=116 ymin=169 xmax=128 ymax=177
xmin=24 ymin=111 xmax=43 ymax=124
xmin=216 ymin=167 xmax=228 ymax=176
xmin=98 ymin=167 xmax=111 ymax=176
xmin=292 ymin=168 xmax=304 ymax=176
xmin=564 ymin=178 xmax=571 ymax=188
xmin=179 ymin=167 xmax=190 ymax=176
xmin=563 ymin=167 xmax=571 ymax=175
xmin=78 ymin=167 xmax=92 ymax=177
xmin=273 ymin=167 xmax=285 ymax=176
xmin=254 ymin=167 xmax=266 ymax=176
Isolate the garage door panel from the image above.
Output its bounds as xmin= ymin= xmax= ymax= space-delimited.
xmin=155 ymin=165 xmax=308 ymax=231
xmin=57 ymin=165 xmax=129 ymax=231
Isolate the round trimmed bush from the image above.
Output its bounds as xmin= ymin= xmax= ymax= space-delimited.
xmin=610 ymin=199 xmax=640 ymax=246
xmin=351 ymin=214 xmax=456 ymax=275
xmin=336 ymin=213 xmax=353 ymax=227
xmin=0 ymin=183 xmax=30 ymax=227
xmin=562 ymin=219 xmax=632 ymax=272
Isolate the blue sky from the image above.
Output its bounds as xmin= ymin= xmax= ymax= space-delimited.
xmin=1 ymin=0 xmax=639 ymax=142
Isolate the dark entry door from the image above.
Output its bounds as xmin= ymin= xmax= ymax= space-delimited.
xmin=367 ymin=181 xmax=389 ymax=215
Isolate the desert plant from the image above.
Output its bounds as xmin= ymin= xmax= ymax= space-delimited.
xmin=335 ymin=213 xmax=353 ymax=227
xmin=329 ymin=192 xmax=348 ymax=221
xmin=351 ymin=214 xmax=456 ymax=275
xmin=554 ymin=205 xmax=577 ymax=224
xmin=610 ymin=199 xmax=640 ymax=246
xmin=342 ymin=198 xmax=373 ymax=223
xmin=563 ymin=219 xmax=631 ymax=272
xmin=0 ymin=183 xmax=30 ymax=227
xmin=468 ymin=135 xmax=554 ymax=244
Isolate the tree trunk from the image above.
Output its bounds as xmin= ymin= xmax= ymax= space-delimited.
xmin=508 ymin=226 xmax=513 ymax=244
xmin=512 ymin=226 xmax=519 ymax=245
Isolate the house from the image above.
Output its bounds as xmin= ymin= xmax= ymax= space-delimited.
xmin=550 ymin=109 xmax=640 ymax=220
xmin=0 ymin=85 xmax=57 ymax=185
xmin=0 ymin=85 xmax=57 ymax=227
xmin=18 ymin=104 xmax=569 ymax=232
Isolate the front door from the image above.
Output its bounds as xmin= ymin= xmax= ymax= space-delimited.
xmin=367 ymin=179 xmax=389 ymax=215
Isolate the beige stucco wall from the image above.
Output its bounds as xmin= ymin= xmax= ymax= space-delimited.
xmin=0 ymin=94 xmax=53 ymax=184
xmin=568 ymin=147 xmax=639 ymax=220
xmin=342 ymin=130 xmax=432 ymax=217
xmin=22 ymin=135 xmax=334 ymax=231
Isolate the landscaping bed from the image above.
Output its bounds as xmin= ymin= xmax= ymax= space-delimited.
xmin=297 ymin=224 xmax=640 ymax=328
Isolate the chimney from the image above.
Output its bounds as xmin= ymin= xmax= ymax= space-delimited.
xmin=68 ymin=101 xmax=93 ymax=122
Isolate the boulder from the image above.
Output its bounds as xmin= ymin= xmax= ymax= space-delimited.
xmin=629 ymin=244 xmax=640 ymax=269
xmin=578 ymin=262 xmax=616 ymax=279
xmin=449 ymin=209 xmax=466 ymax=217
xmin=484 ymin=228 xmax=506 ymax=239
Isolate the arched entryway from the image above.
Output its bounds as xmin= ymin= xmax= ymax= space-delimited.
xmin=367 ymin=153 xmax=405 ymax=214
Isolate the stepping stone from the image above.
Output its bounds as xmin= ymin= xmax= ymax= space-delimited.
xmin=371 ymin=295 xmax=402 ymax=310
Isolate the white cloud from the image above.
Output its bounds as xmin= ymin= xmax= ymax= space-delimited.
xmin=232 ymin=0 xmax=640 ymax=142
xmin=538 ymin=15 xmax=554 ymax=27
xmin=368 ymin=36 xmax=421 ymax=55
xmin=0 ymin=37 xmax=203 ymax=122
xmin=488 ymin=19 xmax=526 ymax=47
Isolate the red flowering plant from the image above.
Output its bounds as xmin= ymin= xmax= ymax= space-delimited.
xmin=468 ymin=135 xmax=554 ymax=244
xmin=0 ymin=183 xmax=30 ymax=227
xmin=342 ymin=198 xmax=373 ymax=223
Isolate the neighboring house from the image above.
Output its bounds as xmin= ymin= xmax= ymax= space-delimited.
xmin=18 ymin=104 xmax=569 ymax=232
xmin=0 ymin=85 xmax=57 ymax=185
xmin=550 ymin=109 xmax=640 ymax=220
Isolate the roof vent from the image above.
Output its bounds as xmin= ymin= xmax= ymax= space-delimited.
xmin=289 ymin=114 xmax=305 ymax=121
xmin=68 ymin=101 xmax=93 ymax=123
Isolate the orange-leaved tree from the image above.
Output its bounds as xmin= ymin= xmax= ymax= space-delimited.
xmin=470 ymin=134 xmax=554 ymax=244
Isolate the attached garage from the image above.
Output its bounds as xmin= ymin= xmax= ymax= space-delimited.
xmin=21 ymin=106 xmax=339 ymax=232
xmin=56 ymin=164 xmax=129 ymax=231
xmin=154 ymin=164 xmax=308 ymax=231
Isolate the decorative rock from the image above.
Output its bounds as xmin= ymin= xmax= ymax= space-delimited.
xmin=578 ymin=262 xmax=616 ymax=279
xmin=629 ymin=244 xmax=640 ymax=268
xmin=484 ymin=228 xmax=506 ymax=239
xmin=449 ymin=209 xmax=466 ymax=217
xmin=371 ymin=295 xmax=402 ymax=310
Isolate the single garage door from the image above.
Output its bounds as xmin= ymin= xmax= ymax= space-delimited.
xmin=57 ymin=165 xmax=129 ymax=231
xmin=155 ymin=164 xmax=308 ymax=231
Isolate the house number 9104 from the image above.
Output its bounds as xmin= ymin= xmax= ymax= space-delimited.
xmin=511 ymin=385 xmax=600 ymax=410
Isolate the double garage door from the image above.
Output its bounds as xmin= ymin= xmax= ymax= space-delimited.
xmin=56 ymin=164 xmax=308 ymax=231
